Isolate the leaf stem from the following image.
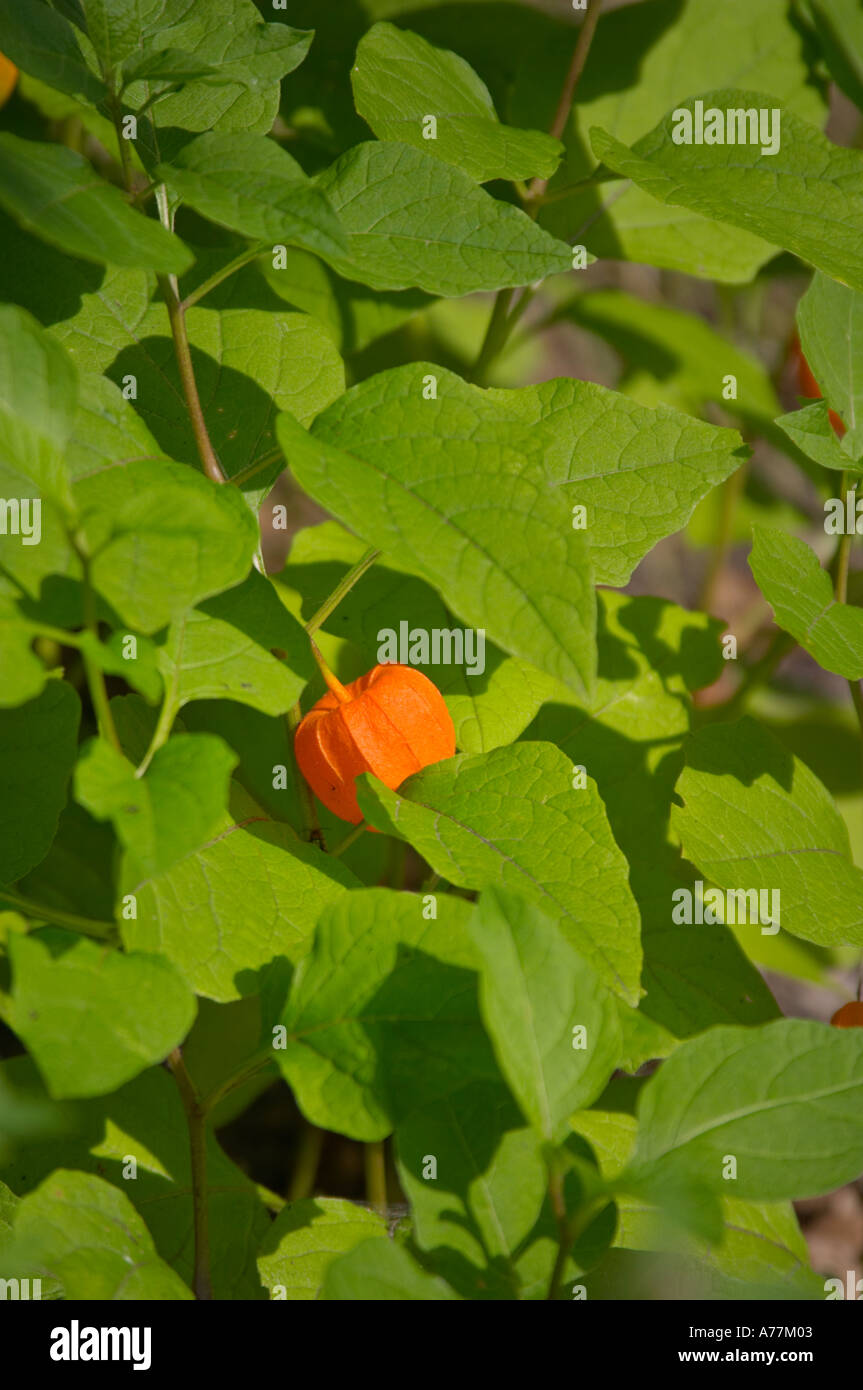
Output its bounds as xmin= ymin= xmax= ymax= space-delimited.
xmin=310 ymin=639 xmax=352 ymax=703
xmin=167 ymin=1048 xmax=212 ymax=1300
xmin=136 ymin=688 xmax=179 ymax=777
xmin=80 ymin=554 xmax=122 ymax=754
xmin=181 ymin=246 xmax=264 ymax=312
xmin=364 ymin=1139 xmax=388 ymax=1214
xmin=835 ymin=473 xmax=863 ymax=782
xmin=525 ymin=0 xmax=602 ymax=204
xmin=331 ymin=822 xmax=366 ymax=857
xmin=304 ymin=547 xmax=381 ymax=636
xmin=0 ymin=890 xmax=117 ymax=940
xmin=199 ymin=1050 xmax=274 ymax=1117
xmin=286 ymin=700 xmax=325 ymax=849
xmin=697 ymin=460 xmax=748 ymax=614
xmin=107 ymin=90 xmax=135 ymax=194
xmin=470 ymin=287 xmax=515 ymax=384
xmin=154 ymin=185 xmax=226 ymax=484
xmin=287 ymin=1121 xmax=325 ymax=1201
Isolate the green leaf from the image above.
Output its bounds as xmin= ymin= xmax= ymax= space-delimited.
xmin=156 ymin=570 xmax=315 ymax=718
xmin=119 ymin=47 xmax=222 ymax=88
xmin=66 ymin=372 xmax=170 ymax=483
xmin=323 ymin=1237 xmax=459 ymax=1300
xmin=257 ymin=1199 xmax=388 ymax=1300
xmin=75 ymin=457 xmax=258 ymax=633
xmin=352 ymin=22 xmax=562 ymax=183
xmin=810 ymin=0 xmax=863 ymax=112
xmin=276 ymin=888 xmax=498 ymax=1140
xmin=126 ymin=0 xmax=312 ymax=135
xmin=797 ymin=270 xmax=863 ymax=455
xmin=529 ymin=0 xmax=823 ymax=282
xmin=2 ymin=929 xmax=195 ymax=1099
xmin=396 ymin=1085 xmax=547 ymax=1299
xmin=80 ymin=0 xmax=144 ymax=72
xmin=524 ymin=592 xmax=777 ymax=1039
xmin=156 ymin=133 xmax=347 ymax=260
xmin=631 ymin=1018 xmax=863 ymax=1200
xmin=0 ymin=135 xmax=192 ymax=273
xmin=277 ymin=365 xmax=608 ymax=694
xmin=0 ymin=305 xmax=77 ymax=504
xmin=774 ymin=400 xmax=858 ymax=473
xmin=0 ymin=0 xmax=107 ymax=105
xmin=591 ymin=91 xmax=863 ymax=292
xmin=468 ymin=889 xmax=621 ymax=1142
xmin=259 ymin=245 xmax=431 ymax=357
xmin=749 ymin=525 xmax=863 ymax=680
xmin=15 ymin=801 xmax=116 ymax=926
xmin=0 ymin=593 xmax=51 ymax=708
xmin=313 ymin=142 xmax=572 ymax=294
xmin=0 ymin=683 xmax=80 ymax=886
xmin=122 ymin=787 xmax=359 ymax=1002
xmin=74 ymin=733 xmax=237 ymax=878
xmin=5 ymin=1168 xmax=193 ymax=1299
xmin=276 ymin=522 xmax=560 ymax=754
xmin=53 ymin=267 xmax=345 ymax=503
xmin=561 ymin=289 xmax=780 ymax=427
xmin=357 ymin=742 xmax=642 ymax=1005
xmin=673 ymin=717 xmax=863 ymax=948
xmin=0 ymin=1059 xmax=268 ymax=1298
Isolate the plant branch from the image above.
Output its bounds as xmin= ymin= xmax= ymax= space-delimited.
xmin=287 ymin=1121 xmax=325 ymax=1202
xmin=525 ymin=0 xmax=602 ymax=204
xmin=1 ymin=890 xmax=117 ymax=940
xmin=107 ymin=90 xmax=135 ymax=194
xmin=304 ymin=547 xmax=381 ymax=636
xmin=199 ymin=1051 xmax=274 ymax=1117
xmin=167 ymin=1048 xmax=212 ymax=1300
xmin=365 ymin=1139 xmax=388 ymax=1214
xmin=470 ymin=287 xmax=515 ymax=384
xmin=331 ymin=822 xmax=366 ymax=857
xmin=79 ymin=554 xmax=122 ymax=754
xmin=181 ymin=246 xmax=263 ymax=311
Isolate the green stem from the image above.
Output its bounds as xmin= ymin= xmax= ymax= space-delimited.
xmin=546 ymin=1167 xmax=569 ymax=1301
xmin=720 ymin=629 xmax=796 ymax=719
xmin=108 ymin=90 xmax=135 ymax=193
xmin=365 ymin=1140 xmax=388 ymax=1214
xmin=835 ymin=473 xmax=863 ymax=782
xmin=136 ymin=688 xmax=179 ymax=777
xmin=181 ymin=246 xmax=263 ymax=312
xmin=287 ymin=1121 xmax=325 ymax=1202
xmin=80 ymin=555 xmax=122 ymax=753
xmin=470 ymin=287 xmax=515 ymax=385
xmin=167 ymin=1048 xmax=212 ymax=1300
xmin=199 ymin=1050 xmax=273 ymax=1117
xmin=331 ymin=822 xmax=366 ymax=858
xmin=1 ymin=890 xmax=117 ymax=940
xmin=304 ymin=547 xmax=381 ymax=636
xmin=697 ymin=460 xmax=748 ymax=614
xmin=229 ymin=448 xmax=283 ymax=489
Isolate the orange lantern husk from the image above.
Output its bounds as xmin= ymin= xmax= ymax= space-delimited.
xmin=791 ymin=334 xmax=845 ymax=437
xmin=0 ymin=54 xmax=17 ymax=109
xmin=295 ymin=663 xmax=455 ymax=824
xmin=831 ymin=1000 xmax=863 ymax=1028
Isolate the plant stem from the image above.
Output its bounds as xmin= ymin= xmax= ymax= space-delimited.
xmin=80 ymin=556 xmax=122 ymax=753
xmin=835 ymin=474 xmax=863 ymax=782
xmin=199 ymin=1051 xmax=274 ymax=1117
xmin=229 ymin=448 xmax=283 ymax=489
xmin=1 ymin=890 xmax=117 ymax=940
xmin=154 ymin=185 xmax=226 ymax=484
xmin=287 ymin=1121 xmax=325 ymax=1201
xmin=470 ymin=287 xmax=515 ymax=384
xmin=720 ymin=629 xmax=796 ymax=719
xmin=835 ymin=472 xmax=854 ymax=604
xmin=107 ymin=90 xmax=135 ymax=193
xmin=304 ymin=547 xmax=381 ymax=636
xmin=181 ymin=246 xmax=263 ymax=312
xmin=525 ymin=0 xmax=602 ymax=203
xmin=364 ymin=1140 xmax=388 ymax=1214
xmin=546 ymin=1167 xmax=569 ymax=1301
xmin=136 ymin=687 xmax=179 ymax=777
xmin=697 ymin=460 xmax=748 ymax=614
xmin=331 ymin=822 xmax=366 ymax=857
xmin=167 ymin=1048 xmax=212 ymax=1300
xmin=310 ymin=639 xmax=352 ymax=703
xmin=158 ymin=270 xmax=226 ymax=484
